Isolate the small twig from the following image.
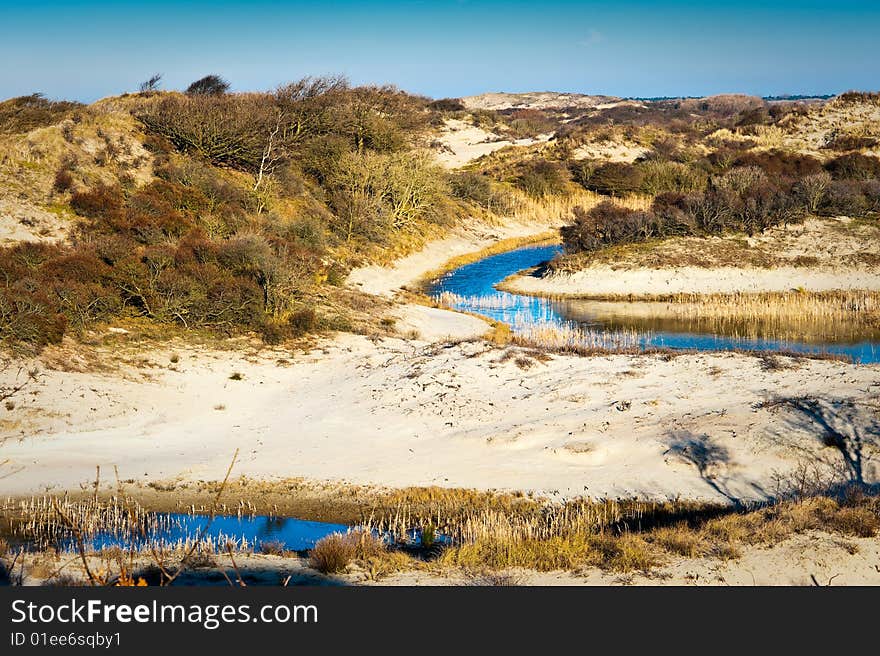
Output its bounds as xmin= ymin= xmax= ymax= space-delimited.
xmin=93 ymin=466 xmax=101 ymax=505
xmin=159 ymin=448 xmax=239 ymax=586
xmin=52 ymin=499 xmax=99 ymax=586
xmin=225 ymin=543 xmax=246 ymax=587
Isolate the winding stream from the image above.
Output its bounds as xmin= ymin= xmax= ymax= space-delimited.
xmin=426 ymin=243 xmax=880 ymax=363
xmin=9 ymin=243 xmax=877 ymax=557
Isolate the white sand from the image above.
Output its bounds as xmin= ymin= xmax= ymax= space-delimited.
xmin=431 ymin=118 xmax=551 ymax=169
xmin=570 ymin=141 xmax=649 ymax=163
xmin=504 ymin=265 xmax=880 ymax=297
xmin=1 ymin=333 xmax=876 ymax=501
xmin=0 ymin=197 xmax=71 ymax=245
xmin=2 ymin=215 xmax=878 ymax=503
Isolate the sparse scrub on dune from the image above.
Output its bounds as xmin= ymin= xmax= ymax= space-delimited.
xmin=0 ymin=94 xmax=84 ymax=135
xmin=514 ymin=159 xmax=571 ymax=198
xmin=555 ymin=97 xmax=880 ymax=264
xmin=1 ymin=76 xmax=481 ymax=350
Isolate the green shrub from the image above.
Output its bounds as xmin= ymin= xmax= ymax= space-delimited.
xmin=70 ymin=184 xmax=124 ymax=220
xmin=561 ymin=201 xmax=663 ymax=253
xmin=826 ymin=153 xmax=880 ymax=180
xmin=185 ymin=74 xmax=230 ymax=96
xmin=577 ymin=161 xmax=644 ymax=196
xmin=288 ymin=308 xmax=317 ymax=336
xmin=428 ymin=98 xmax=465 ymax=112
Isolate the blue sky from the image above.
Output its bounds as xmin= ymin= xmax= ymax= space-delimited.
xmin=1 ymin=1 xmax=878 ymax=101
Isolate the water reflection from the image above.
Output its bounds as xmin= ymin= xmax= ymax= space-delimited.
xmin=426 ymin=243 xmax=879 ymax=363
xmin=59 ymin=514 xmax=350 ymax=553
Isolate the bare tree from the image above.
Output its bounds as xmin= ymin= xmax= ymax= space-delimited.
xmin=138 ymin=73 xmax=162 ymax=93
xmin=795 ymin=172 xmax=832 ymax=214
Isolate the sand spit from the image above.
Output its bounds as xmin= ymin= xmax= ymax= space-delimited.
xmin=504 ymin=265 xmax=880 ymax=297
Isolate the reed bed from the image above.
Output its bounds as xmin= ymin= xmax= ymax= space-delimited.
xmin=361 ymin=497 xmax=714 ymax=547
xmin=510 ymin=320 xmax=648 ymax=354
xmin=4 ymin=495 xmax=161 ymax=551
xmin=659 ymin=290 xmax=880 ymax=343
xmin=0 ymin=495 xmax=261 ymax=554
xmin=360 ymin=492 xmax=879 ymax=572
xmin=507 ymin=187 xmax=652 ymax=224
xmin=664 ymin=290 xmax=879 ymax=323
xmin=432 ymin=291 xmax=653 ymax=354
xmin=4 ymin=488 xmax=879 ymax=576
xmin=433 ymin=291 xmax=522 ymax=311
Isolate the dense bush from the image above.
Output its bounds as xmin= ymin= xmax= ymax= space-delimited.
xmin=0 ymin=94 xmax=83 ymax=135
xmin=0 ymin=164 xmax=329 ymax=348
xmin=823 ymin=180 xmax=870 ymax=216
xmin=733 ymin=150 xmax=822 ymax=178
xmin=427 ymin=98 xmax=465 ymax=112
xmin=449 ymin=171 xmax=494 ymax=206
xmin=185 ymin=74 xmax=230 ymax=96
xmin=561 ymin=202 xmax=663 ymax=253
xmin=327 ymin=151 xmax=448 ymax=243
xmin=639 ymin=160 xmax=706 ymax=195
xmin=138 ymin=79 xmax=431 ymax=200
xmin=823 ymin=133 xmax=878 ymax=151
xmin=515 ymin=160 xmax=570 ymax=198
xmin=561 ymin=163 xmax=826 ymax=255
xmin=825 ymin=153 xmax=880 ymax=180
xmin=574 ymin=161 xmax=643 ymax=196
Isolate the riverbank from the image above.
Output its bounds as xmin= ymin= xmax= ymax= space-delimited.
xmin=502 ymin=264 xmax=880 ymax=297
xmin=347 ymin=217 xmax=562 ymax=297
xmin=504 ymin=217 xmax=880 ymax=298
xmin=7 ymin=529 xmax=880 ymax=586
xmin=5 ymin=489 xmax=879 ymax=586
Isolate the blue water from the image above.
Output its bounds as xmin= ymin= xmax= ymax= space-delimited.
xmin=62 ymin=514 xmax=351 ymax=553
xmin=426 ymin=244 xmax=880 ymax=363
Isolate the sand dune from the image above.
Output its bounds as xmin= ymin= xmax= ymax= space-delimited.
xmin=1 ymin=330 xmax=876 ymax=501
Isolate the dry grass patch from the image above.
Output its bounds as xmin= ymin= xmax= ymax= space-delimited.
xmin=308 ymin=530 xmax=400 ymax=576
